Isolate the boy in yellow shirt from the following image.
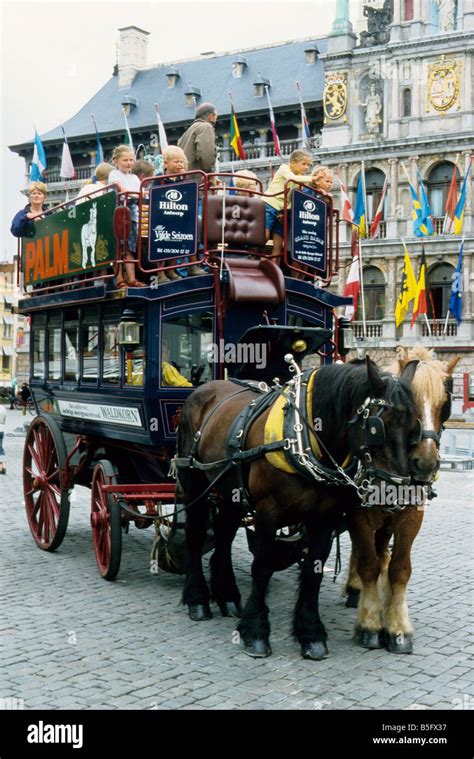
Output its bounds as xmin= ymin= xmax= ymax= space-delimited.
xmin=264 ymin=149 xmax=318 ymax=264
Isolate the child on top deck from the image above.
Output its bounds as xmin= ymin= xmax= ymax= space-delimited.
xmin=108 ymin=145 xmax=145 ymax=288
xmin=264 ymin=149 xmax=319 ymax=265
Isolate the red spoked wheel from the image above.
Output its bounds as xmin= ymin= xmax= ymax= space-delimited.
xmin=23 ymin=415 xmax=71 ymax=551
xmin=90 ymin=460 xmax=122 ymax=581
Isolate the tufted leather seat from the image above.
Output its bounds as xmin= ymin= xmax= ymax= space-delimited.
xmin=206 ymin=194 xmax=266 ymax=247
xmin=224 ymin=257 xmax=285 ymax=304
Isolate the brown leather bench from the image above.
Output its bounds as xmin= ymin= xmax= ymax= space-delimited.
xmin=206 ymin=194 xmax=266 ymax=248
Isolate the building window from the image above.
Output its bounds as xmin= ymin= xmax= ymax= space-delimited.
xmin=427 ymin=161 xmax=459 ymax=218
xmin=403 ymin=0 xmax=414 ymax=21
xmin=254 ymin=84 xmax=264 ymax=97
xmin=232 ymin=62 xmax=243 ymax=78
xmin=2 ymin=355 xmax=11 ymax=373
xmin=428 ymin=263 xmax=455 ymax=319
xmin=356 ymin=267 xmax=385 ymax=321
xmin=363 ymin=168 xmax=387 ymax=223
xmin=185 ymin=93 xmax=195 ymax=107
xmin=402 ymin=88 xmax=412 ymax=117
xmin=167 ymin=75 xmax=176 ymax=87
xmin=305 ymin=51 xmax=316 ymax=65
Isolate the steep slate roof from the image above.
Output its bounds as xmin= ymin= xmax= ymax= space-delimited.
xmin=12 ymin=37 xmax=328 ymax=149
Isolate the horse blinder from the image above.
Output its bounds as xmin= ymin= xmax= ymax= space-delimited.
xmin=366 ymin=416 xmax=385 ymax=447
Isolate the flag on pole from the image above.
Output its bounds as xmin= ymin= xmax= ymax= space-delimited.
xmin=354 ymin=171 xmax=367 ymax=237
xmin=448 ymin=239 xmax=464 ymax=324
xmin=155 ymin=104 xmax=169 ymax=153
xmin=443 ymin=161 xmax=458 ymax=233
xmin=122 ymin=107 xmax=134 ymax=150
xmin=91 ymin=114 xmax=103 ymax=166
xmin=229 ymin=100 xmax=246 ymax=160
xmin=296 ymin=81 xmax=311 ymax=150
xmin=410 ymin=250 xmax=428 ymax=327
xmin=395 ymin=242 xmax=418 ymax=327
xmin=416 ymin=166 xmax=435 ymax=235
xmin=60 ymin=126 xmax=76 ymax=179
xmin=453 ymin=162 xmax=472 ymax=235
xmin=335 ymin=173 xmax=354 ymax=224
xmin=30 ymin=129 xmax=47 ymax=182
xmin=265 ymin=86 xmax=281 ymax=158
xmin=369 ymin=176 xmax=388 ymax=238
xmin=342 ymin=252 xmax=360 ymax=321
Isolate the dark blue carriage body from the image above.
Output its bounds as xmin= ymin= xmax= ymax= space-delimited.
xmin=17 ymin=173 xmax=352 ymax=466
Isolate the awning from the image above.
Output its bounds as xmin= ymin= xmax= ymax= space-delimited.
xmin=2 ymin=316 xmax=13 ymax=325
xmin=3 ymin=295 xmax=14 ymax=306
xmin=2 ymin=346 xmax=13 ymax=356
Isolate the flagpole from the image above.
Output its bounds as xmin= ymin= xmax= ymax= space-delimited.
xmin=361 ymin=160 xmax=368 ymax=230
xmin=420 ymin=240 xmax=431 ymax=336
xmin=443 ymin=153 xmax=459 ymax=234
xmin=358 ymin=234 xmax=367 ymax=338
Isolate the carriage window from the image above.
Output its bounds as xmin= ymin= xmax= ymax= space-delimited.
xmin=32 ymin=318 xmax=46 ymax=380
xmin=64 ymin=316 xmax=79 ymax=382
xmin=102 ymin=322 xmax=120 ymax=385
xmin=48 ymin=317 xmax=62 ymax=382
xmin=161 ymin=311 xmax=213 ymax=387
xmin=81 ymin=309 xmax=99 ymax=383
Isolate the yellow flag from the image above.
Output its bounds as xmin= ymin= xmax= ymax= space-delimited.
xmin=395 ymin=243 xmax=418 ymax=327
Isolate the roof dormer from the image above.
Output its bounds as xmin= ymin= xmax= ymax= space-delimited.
xmin=253 ymin=74 xmax=271 ymax=97
xmin=184 ymin=83 xmax=202 ymax=107
xmin=232 ymin=56 xmax=248 ymax=78
xmin=166 ymin=66 xmax=180 ymax=88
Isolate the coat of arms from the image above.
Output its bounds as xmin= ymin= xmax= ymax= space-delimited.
xmin=426 ymin=55 xmax=462 ymax=114
xmin=323 ymin=72 xmax=348 ymax=122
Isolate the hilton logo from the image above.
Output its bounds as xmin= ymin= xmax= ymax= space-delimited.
xmin=303 ymin=200 xmax=316 ymax=212
xmin=165 ymin=189 xmax=183 ymax=202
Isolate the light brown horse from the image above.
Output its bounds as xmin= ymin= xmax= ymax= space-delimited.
xmin=345 ymin=346 xmax=461 ymax=653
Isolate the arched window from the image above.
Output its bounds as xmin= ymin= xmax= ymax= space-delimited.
xmin=428 ymin=263 xmax=455 ymax=319
xmin=427 ymin=162 xmax=459 ymax=219
xmin=364 ymin=168 xmax=387 ymax=223
xmin=356 ymin=266 xmax=385 ymax=321
xmin=403 ymin=0 xmax=414 ymax=21
xmin=402 ymin=88 xmax=412 ymax=117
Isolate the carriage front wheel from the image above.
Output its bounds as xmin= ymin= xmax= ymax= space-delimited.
xmin=90 ymin=460 xmax=122 ymax=581
xmin=23 ymin=415 xmax=71 ymax=552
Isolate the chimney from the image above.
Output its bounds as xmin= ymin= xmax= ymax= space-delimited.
xmin=118 ymin=26 xmax=150 ymax=88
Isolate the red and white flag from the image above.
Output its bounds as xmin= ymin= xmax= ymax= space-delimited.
xmin=342 ymin=252 xmax=360 ymax=321
xmin=265 ymin=86 xmax=281 ymax=158
xmin=60 ymin=126 xmax=76 ymax=179
xmin=443 ymin=161 xmax=458 ymax=233
xmin=336 ymin=173 xmax=354 ymax=224
xmin=369 ymin=177 xmax=388 ymax=238
xmin=155 ymin=103 xmax=169 ymax=152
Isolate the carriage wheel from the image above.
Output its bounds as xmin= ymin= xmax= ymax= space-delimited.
xmin=90 ymin=460 xmax=122 ymax=581
xmin=23 ymin=415 xmax=71 ymax=552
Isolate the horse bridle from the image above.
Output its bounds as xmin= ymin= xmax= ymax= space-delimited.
xmin=347 ymin=397 xmax=412 ymax=493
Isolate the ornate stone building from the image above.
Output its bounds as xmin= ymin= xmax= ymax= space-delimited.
xmin=9 ymin=1 xmax=474 ymax=379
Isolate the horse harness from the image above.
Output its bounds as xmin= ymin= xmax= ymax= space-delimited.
xmin=173 ymin=361 xmax=414 ymax=512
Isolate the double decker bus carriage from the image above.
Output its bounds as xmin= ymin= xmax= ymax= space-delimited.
xmin=16 ymin=170 xmax=354 ymax=580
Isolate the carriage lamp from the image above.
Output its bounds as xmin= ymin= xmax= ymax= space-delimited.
xmin=291 ymin=339 xmax=307 ymax=353
xmin=118 ymin=309 xmax=140 ymax=346
xmin=337 ymin=316 xmax=355 ymax=356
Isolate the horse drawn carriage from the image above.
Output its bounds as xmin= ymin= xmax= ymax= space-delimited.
xmin=17 ymin=169 xmax=459 ymax=660
xmin=17 ymin=170 xmax=353 ymax=581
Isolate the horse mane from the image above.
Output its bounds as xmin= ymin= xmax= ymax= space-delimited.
xmin=315 ymin=362 xmax=416 ymax=421
xmin=389 ymin=345 xmax=449 ymax=409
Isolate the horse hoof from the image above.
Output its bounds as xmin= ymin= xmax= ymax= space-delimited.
xmin=219 ymin=601 xmax=242 ymax=618
xmin=345 ymin=588 xmax=360 ymax=609
xmin=356 ymin=627 xmax=384 ymax=649
xmin=244 ymin=639 xmax=272 ymax=658
xmin=188 ymin=604 xmax=212 ymax=621
xmin=385 ymin=632 xmax=413 ymax=654
xmin=301 ymin=641 xmax=329 ymax=660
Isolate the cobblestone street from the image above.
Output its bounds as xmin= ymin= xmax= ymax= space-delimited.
xmin=1 ymin=410 xmax=473 ymax=711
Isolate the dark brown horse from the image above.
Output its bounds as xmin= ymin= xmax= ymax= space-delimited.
xmin=177 ymin=358 xmax=419 ymax=659
xmin=345 ymin=346 xmax=460 ymax=653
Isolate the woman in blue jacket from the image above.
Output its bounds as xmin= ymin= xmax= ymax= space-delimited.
xmin=11 ymin=182 xmax=49 ymax=237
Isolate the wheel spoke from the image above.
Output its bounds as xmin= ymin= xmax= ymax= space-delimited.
xmin=28 ymin=441 xmax=43 ymax=475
